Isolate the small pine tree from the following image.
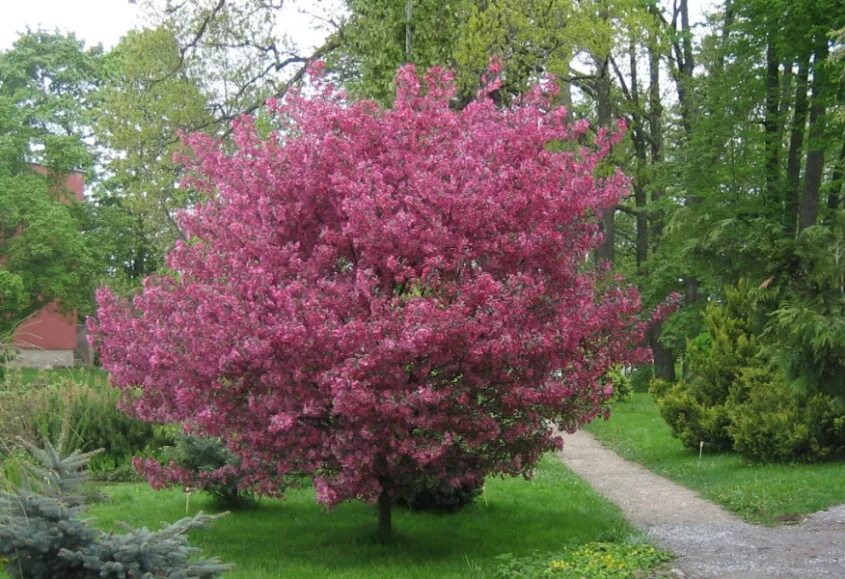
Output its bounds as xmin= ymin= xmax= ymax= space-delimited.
xmin=16 ymin=439 xmax=103 ymax=505
xmin=0 ymin=440 xmax=231 ymax=579
xmin=0 ymin=490 xmax=95 ymax=579
xmin=0 ymin=440 xmax=100 ymax=579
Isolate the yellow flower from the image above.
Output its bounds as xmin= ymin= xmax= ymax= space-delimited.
xmin=548 ymin=560 xmax=570 ymax=571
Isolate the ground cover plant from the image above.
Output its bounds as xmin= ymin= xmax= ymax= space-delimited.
xmin=588 ymin=393 xmax=845 ymax=524
xmin=495 ymin=541 xmax=671 ymax=578
xmin=72 ymin=457 xmax=656 ymax=579
xmin=90 ymin=64 xmax=661 ymax=540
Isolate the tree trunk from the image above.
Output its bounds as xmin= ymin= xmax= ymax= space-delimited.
xmin=670 ymin=0 xmax=695 ymax=137
xmin=377 ymin=487 xmax=393 ymax=543
xmin=828 ymin=138 xmax=845 ymax=211
xmin=595 ymin=54 xmax=615 ymax=265
xmin=798 ymin=36 xmax=829 ymax=233
xmin=785 ymin=54 xmax=810 ymax=235
xmin=629 ymin=39 xmax=648 ymax=267
xmin=763 ymin=36 xmax=781 ymax=211
xmin=647 ymin=33 xmax=665 ymax=243
xmin=648 ymin=323 xmax=676 ymax=382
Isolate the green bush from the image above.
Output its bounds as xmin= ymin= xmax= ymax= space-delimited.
xmin=162 ymin=434 xmax=255 ymax=510
xmin=651 ymin=283 xmax=845 ymax=463
xmin=629 ymin=365 xmax=654 ymax=393
xmin=728 ymin=367 xmax=845 ymax=462
xmin=605 ymin=365 xmax=632 ymax=402
xmin=652 ymin=381 xmax=733 ymax=451
xmin=652 ymin=284 xmax=761 ymax=452
xmin=0 ymin=373 xmax=170 ymax=473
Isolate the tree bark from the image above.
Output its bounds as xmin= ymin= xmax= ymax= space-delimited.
xmin=629 ymin=39 xmax=648 ymax=267
xmin=763 ymin=36 xmax=781 ymax=211
xmin=798 ymin=36 xmax=829 ymax=233
xmin=595 ymin=53 xmax=615 ymax=265
xmin=377 ymin=487 xmax=393 ymax=543
xmin=828 ymin=138 xmax=845 ymax=211
xmin=785 ymin=54 xmax=810 ymax=235
xmin=648 ymin=323 xmax=676 ymax=382
xmin=670 ymin=0 xmax=695 ymax=136
xmin=647 ymin=31 xmax=665 ymax=244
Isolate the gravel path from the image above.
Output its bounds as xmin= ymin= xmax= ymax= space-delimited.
xmin=557 ymin=430 xmax=845 ymax=578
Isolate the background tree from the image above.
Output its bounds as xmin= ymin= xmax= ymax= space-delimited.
xmin=91 ymin=67 xmax=651 ymax=541
xmin=92 ymin=27 xmax=213 ymax=282
xmin=0 ymin=32 xmax=99 ymax=340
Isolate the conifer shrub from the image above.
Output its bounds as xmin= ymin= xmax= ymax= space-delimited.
xmin=0 ymin=491 xmax=96 ymax=579
xmin=606 ymin=365 xmax=633 ymax=401
xmin=58 ymin=513 xmax=231 ymax=579
xmin=135 ymin=434 xmax=257 ymax=510
xmin=0 ymin=375 xmax=169 ymax=475
xmin=727 ymin=367 xmax=845 ymax=462
xmin=651 ymin=287 xmax=759 ymax=451
xmin=0 ymin=440 xmax=230 ymax=579
xmin=652 ymin=282 xmax=845 ymax=462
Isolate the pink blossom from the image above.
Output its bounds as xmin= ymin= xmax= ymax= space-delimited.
xmin=90 ymin=65 xmax=649 ymax=508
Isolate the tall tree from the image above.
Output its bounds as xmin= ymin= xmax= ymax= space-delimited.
xmin=0 ymin=32 xmax=100 ymax=337
xmin=0 ymin=31 xmax=102 ymax=174
xmin=94 ymin=27 xmax=213 ymax=280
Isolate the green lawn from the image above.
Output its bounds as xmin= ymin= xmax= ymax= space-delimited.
xmin=588 ymin=392 xmax=845 ymax=525
xmin=78 ymin=456 xmax=639 ymax=578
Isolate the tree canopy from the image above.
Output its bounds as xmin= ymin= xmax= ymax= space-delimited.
xmin=91 ymin=66 xmax=651 ymax=539
xmin=0 ymin=32 xmax=100 ymax=339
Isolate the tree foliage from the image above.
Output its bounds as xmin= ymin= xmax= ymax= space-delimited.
xmin=91 ymin=66 xmax=651 ymax=538
xmin=0 ymin=31 xmax=102 ymax=174
xmin=0 ymin=172 xmax=95 ymax=336
xmin=0 ymin=32 xmax=100 ymax=338
xmin=91 ymin=27 xmax=213 ymax=282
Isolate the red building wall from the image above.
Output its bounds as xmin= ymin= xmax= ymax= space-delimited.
xmin=12 ymin=304 xmax=78 ymax=350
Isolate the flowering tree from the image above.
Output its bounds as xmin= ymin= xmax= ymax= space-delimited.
xmin=91 ymin=65 xmax=649 ymax=540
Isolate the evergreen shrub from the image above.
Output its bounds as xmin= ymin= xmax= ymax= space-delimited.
xmin=652 ymin=283 xmax=845 ymax=462
xmin=0 ymin=374 xmax=169 ymax=473
xmin=0 ymin=440 xmax=230 ymax=579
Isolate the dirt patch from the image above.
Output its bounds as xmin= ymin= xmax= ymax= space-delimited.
xmin=557 ymin=431 xmax=845 ymax=578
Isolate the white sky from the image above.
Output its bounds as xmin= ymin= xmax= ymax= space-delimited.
xmin=0 ymin=1 xmax=719 ymax=53
xmin=0 ymin=0 xmax=340 ymax=51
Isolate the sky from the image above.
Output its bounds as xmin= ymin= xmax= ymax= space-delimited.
xmin=0 ymin=1 xmax=720 ymax=53
xmin=0 ymin=0 xmax=340 ymax=52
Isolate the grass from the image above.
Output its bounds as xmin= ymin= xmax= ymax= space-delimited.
xmin=588 ymin=392 xmax=845 ymax=525
xmin=78 ymin=456 xmax=642 ymax=578
xmin=13 ymin=366 xmax=108 ymax=388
